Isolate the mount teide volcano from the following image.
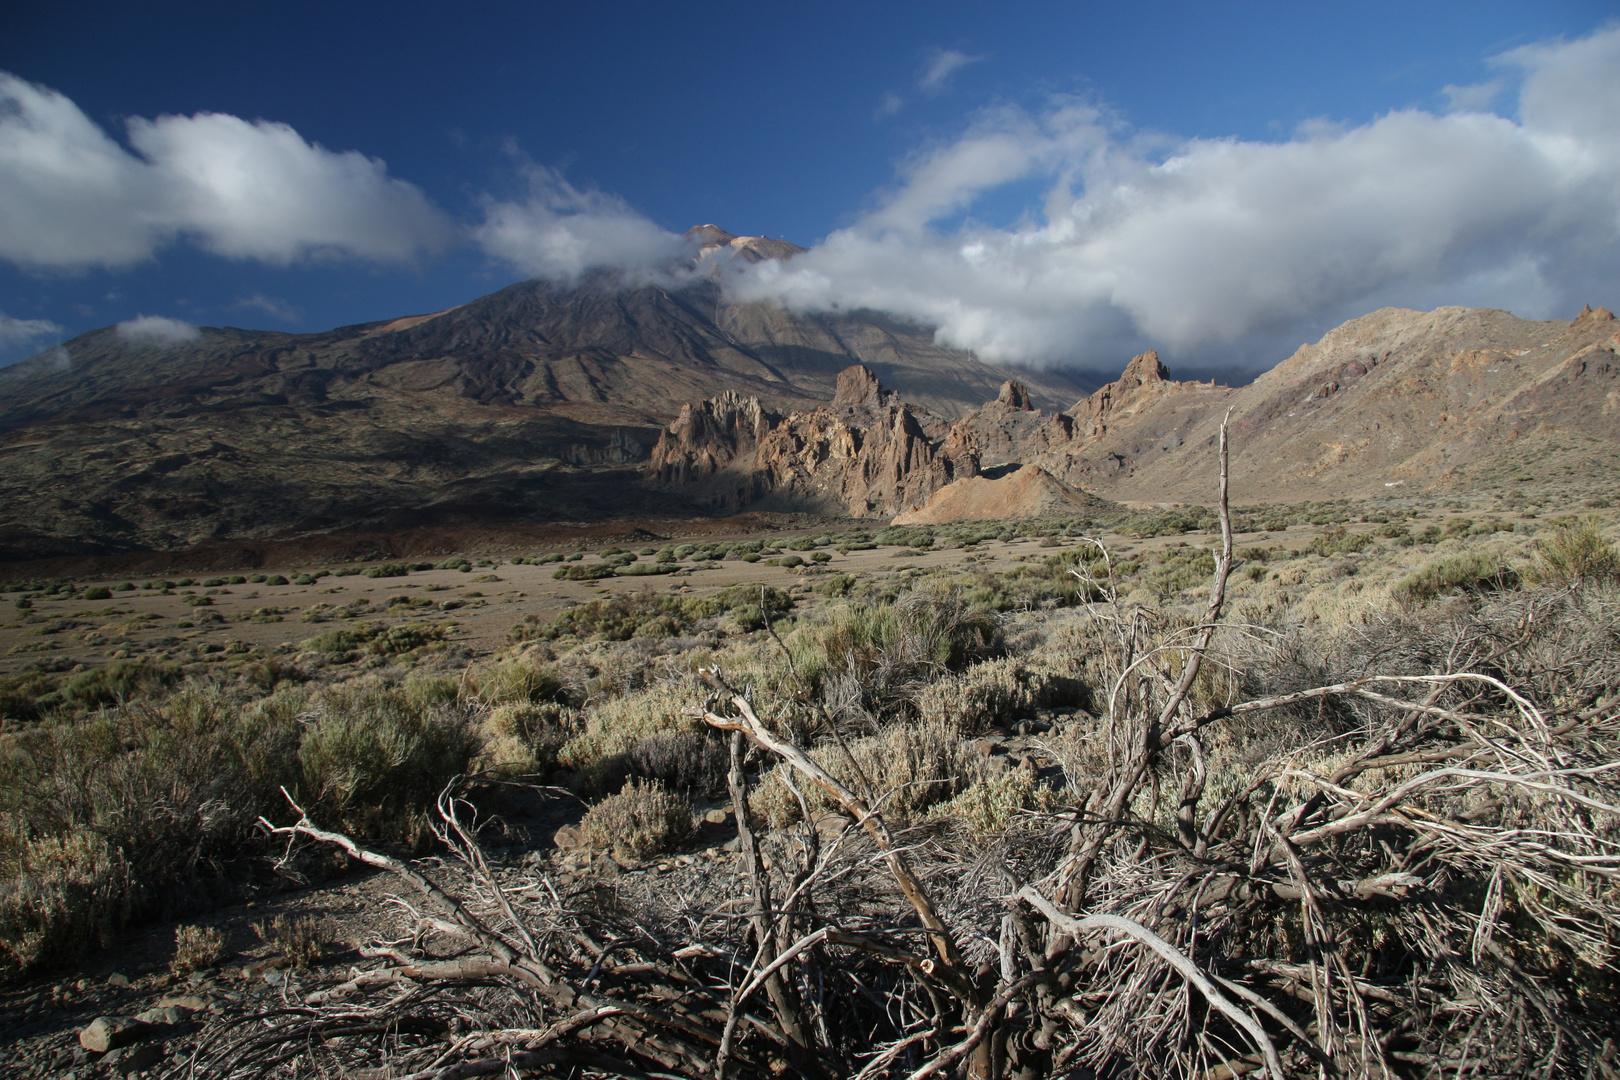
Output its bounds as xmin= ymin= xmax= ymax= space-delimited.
xmin=0 ymin=228 xmax=1084 ymax=560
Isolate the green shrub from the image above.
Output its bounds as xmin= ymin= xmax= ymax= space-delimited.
xmin=297 ymin=685 xmax=479 ymax=842
xmin=437 ymin=558 xmax=472 ymax=572
xmin=248 ymin=574 xmax=267 ymax=583
xmin=579 ymin=778 xmax=694 ymax=859
xmin=81 ymin=586 xmax=112 ymax=601
xmin=0 ymin=685 xmax=305 ymax=975
xmin=60 ymin=661 xmax=181 ymax=710
xmin=1531 ymin=518 xmax=1620 ymax=587
xmin=1395 ymin=552 xmax=1516 ymax=603
xmin=264 ymin=574 xmax=289 ymax=586
xmin=170 ymin=923 xmax=227 ymax=974
xmin=0 ymin=830 xmax=134 ymax=975
xmin=553 ymin=563 xmax=614 ymax=581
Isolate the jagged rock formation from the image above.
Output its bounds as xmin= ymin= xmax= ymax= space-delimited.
xmin=652 ymin=303 xmax=1620 ymax=523
xmin=647 ymin=365 xmax=977 ymax=516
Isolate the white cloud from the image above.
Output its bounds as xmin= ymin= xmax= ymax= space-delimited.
xmin=1443 ymin=80 xmax=1503 ymax=112
xmin=0 ymin=312 xmax=63 ymax=349
xmin=920 ymin=49 xmax=981 ymax=93
xmin=730 ymin=25 xmax=1620 ymax=368
xmin=472 ymin=163 xmax=689 ymax=281
xmin=0 ymin=72 xmax=452 ymax=270
xmin=875 ymin=93 xmax=905 ymax=121
xmin=116 ymin=315 xmax=200 ymax=346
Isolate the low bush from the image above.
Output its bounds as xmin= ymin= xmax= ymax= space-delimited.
xmin=0 ymin=830 xmax=133 ymax=975
xmin=1394 ymin=551 xmax=1516 ymax=603
xmin=296 ymin=685 xmax=480 ymax=843
xmin=579 ymin=778 xmax=694 ymax=859
xmin=81 ymin=586 xmax=112 ymax=601
xmin=1531 ymin=517 xmax=1620 ymax=587
xmin=170 ymin=923 xmax=227 ymax=974
xmin=253 ymin=914 xmax=324 ymax=969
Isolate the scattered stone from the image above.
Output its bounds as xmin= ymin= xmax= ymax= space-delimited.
xmin=155 ymin=995 xmax=210 ymax=1012
xmin=116 ymin=1043 xmax=163 ymax=1074
xmin=552 ymin=825 xmax=584 ymax=850
xmin=79 ymin=1017 xmax=149 ymax=1054
xmin=105 ymin=973 xmax=129 ymax=988
xmin=703 ymin=808 xmax=730 ymax=825
xmin=133 ymin=1006 xmax=188 ymax=1026
xmin=814 ymin=813 xmax=853 ymax=841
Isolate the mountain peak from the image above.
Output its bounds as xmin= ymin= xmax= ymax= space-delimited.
xmin=1120 ymin=349 xmax=1170 ymax=385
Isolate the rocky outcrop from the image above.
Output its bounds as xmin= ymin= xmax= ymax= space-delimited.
xmin=645 ymin=365 xmax=977 ymax=516
xmin=651 ymin=302 xmax=1620 ymax=522
xmin=892 ymin=465 xmax=1108 ymax=524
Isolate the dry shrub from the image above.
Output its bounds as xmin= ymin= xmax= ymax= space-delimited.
xmin=463 ymin=653 xmax=566 ymax=706
xmin=751 ymin=717 xmax=987 ymax=829
xmin=0 ymin=830 xmax=133 ymax=976
xmin=926 ymin=769 xmax=1055 ymax=836
xmin=579 ymin=778 xmax=694 ymax=859
xmin=1530 ymin=516 xmax=1620 ymax=586
xmin=171 ymin=923 xmax=227 ymax=974
xmin=556 ymin=681 xmax=699 ymax=780
xmin=623 ymin=730 xmax=730 ymax=799
xmin=912 ymin=654 xmax=1088 ymax=734
xmin=472 ymin=701 xmax=581 ymax=777
xmin=297 ymin=684 xmax=480 ymax=843
xmin=1393 ymin=549 xmax=1515 ymax=602
xmin=253 ymin=914 xmax=324 ymax=969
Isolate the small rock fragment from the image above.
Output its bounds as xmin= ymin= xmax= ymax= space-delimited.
xmin=79 ymin=1016 xmax=149 ymax=1053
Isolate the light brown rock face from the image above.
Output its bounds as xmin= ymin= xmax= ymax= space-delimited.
xmin=892 ymin=464 xmax=1108 ymax=524
xmin=656 ymin=302 xmax=1620 ymax=522
xmin=645 ymin=365 xmax=977 ymax=516
xmin=1046 ymin=305 xmax=1620 ymax=503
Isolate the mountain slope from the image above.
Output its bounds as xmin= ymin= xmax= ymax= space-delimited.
xmin=0 ymin=231 xmax=1086 ymax=558
xmin=645 ymin=304 xmax=1620 ymax=524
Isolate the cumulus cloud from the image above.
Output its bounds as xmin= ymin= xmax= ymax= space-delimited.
xmin=116 ymin=315 xmax=200 ymax=346
xmin=920 ymin=49 xmax=982 ymax=93
xmin=730 ymin=25 xmax=1620 ymax=369
xmin=0 ymin=312 xmax=63 ymax=350
xmin=0 ymin=72 xmax=452 ymax=270
xmin=472 ymin=163 xmax=689 ymax=282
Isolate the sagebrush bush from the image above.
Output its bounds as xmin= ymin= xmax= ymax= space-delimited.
xmin=1531 ymin=517 xmax=1620 ymax=587
xmin=297 ymin=685 xmax=479 ymax=842
xmin=171 ymin=923 xmax=227 ymax=974
xmin=556 ymin=682 xmax=700 ymax=786
xmin=253 ymin=914 xmax=324 ymax=969
xmin=579 ymin=778 xmax=695 ymax=859
xmin=472 ymin=701 xmax=580 ymax=777
xmin=623 ymin=730 xmax=731 ymax=798
xmin=1394 ymin=551 xmax=1516 ymax=603
xmin=751 ymin=717 xmax=987 ymax=829
xmin=0 ymin=829 xmax=133 ymax=976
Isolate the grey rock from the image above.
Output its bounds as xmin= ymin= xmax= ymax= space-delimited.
xmin=79 ymin=1017 xmax=149 ymax=1053
xmin=133 ymin=1006 xmax=187 ymax=1026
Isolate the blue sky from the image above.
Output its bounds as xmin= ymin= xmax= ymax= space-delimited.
xmin=2 ymin=0 xmax=1617 ymax=376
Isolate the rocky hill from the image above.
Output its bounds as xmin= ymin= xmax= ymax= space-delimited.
xmin=647 ymin=304 xmax=1620 ymax=521
xmin=0 ymin=227 xmax=1084 ymax=560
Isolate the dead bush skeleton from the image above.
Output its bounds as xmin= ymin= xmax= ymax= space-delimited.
xmin=202 ymin=417 xmax=1617 ymax=1079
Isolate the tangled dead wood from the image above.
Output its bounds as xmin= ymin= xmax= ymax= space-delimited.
xmin=177 ymin=419 xmax=1618 ymax=1079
